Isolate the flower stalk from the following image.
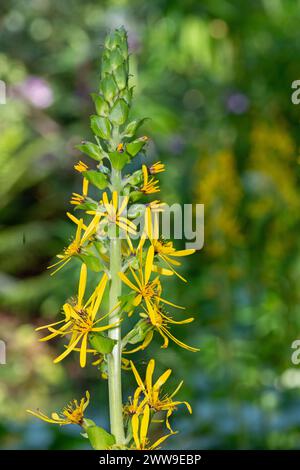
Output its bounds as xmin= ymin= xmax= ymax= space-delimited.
xmin=107 ymin=169 xmax=125 ymax=445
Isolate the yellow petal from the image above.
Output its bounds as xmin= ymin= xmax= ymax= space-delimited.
xmin=146 ymin=359 xmax=155 ymax=392
xmin=145 ymin=246 xmax=154 ymax=284
xmin=130 ymin=361 xmax=145 ymax=390
xmin=80 ymin=334 xmax=88 ymax=368
xmin=140 ymin=404 xmax=150 ymax=445
xmin=153 ymin=368 xmax=172 ymax=391
xmin=78 ymin=263 xmax=87 ymax=309
xmin=131 ymin=414 xmax=140 ymax=449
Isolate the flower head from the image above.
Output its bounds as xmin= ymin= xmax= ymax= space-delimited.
xmin=48 ymin=212 xmax=100 ymax=274
xmin=145 ymin=207 xmax=195 ymax=282
xmin=27 ymin=391 xmax=90 ymax=426
xmin=141 ymin=165 xmax=160 ymax=194
xmin=37 ymin=264 xmax=119 ymax=367
xmin=148 ymin=161 xmax=165 ymax=175
xmin=119 ymin=246 xmax=177 ymax=319
xmin=130 ymin=359 xmax=192 ymax=431
xmin=71 ymin=178 xmax=89 ymax=206
xmin=131 ymin=404 xmax=175 ymax=450
xmin=88 ymin=191 xmax=136 ymax=235
xmin=74 ymin=161 xmax=89 ymax=173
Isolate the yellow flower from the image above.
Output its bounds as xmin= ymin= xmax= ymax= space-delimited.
xmin=48 ymin=212 xmax=101 ymax=275
xmin=130 ymin=359 xmax=192 ymax=431
xmin=141 ymin=165 xmax=160 ymax=194
xmin=145 ymin=207 xmax=195 ymax=282
xmin=131 ymin=404 xmax=175 ymax=450
xmin=149 ymin=161 xmax=165 ymax=174
xmin=146 ymin=200 xmax=166 ymax=213
xmin=37 ymin=264 xmax=119 ymax=367
xmin=27 ymin=391 xmax=90 ymax=426
xmin=74 ymin=160 xmax=88 ymax=173
xmin=70 ymin=178 xmax=89 ymax=206
xmin=117 ymin=143 xmax=124 ymax=153
xmin=87 ymin=191 xmax=136 ymax=235
xmin=125 ymin=303 xmax=199 ymax=353
xmin=119 ymin=246 xmax=179 ymax=318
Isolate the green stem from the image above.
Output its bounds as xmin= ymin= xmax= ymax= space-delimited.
xmin=107 ymin=168 xmax=125 ymax=445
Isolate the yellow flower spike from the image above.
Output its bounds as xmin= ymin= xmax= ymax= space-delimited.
xmin=27 ymin=391 xmax=90 ymax=426
xmin=141 ymin=165 xmax=160 ymax=194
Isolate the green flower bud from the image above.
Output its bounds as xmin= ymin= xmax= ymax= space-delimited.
xmin=91 ymin=93 xmax=110 ymax=117
xmin=109 ymin=47 xmax=125 ymax=70
xmin=114 ymin=63 xmax=128 ymax=90
xmin=109 ymin=98 xmax=129 ymax=125
xmin=100 ymin=75 xmax=119 ymax=104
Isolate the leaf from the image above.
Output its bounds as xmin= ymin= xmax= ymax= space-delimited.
xmin=129 ymin=190 xmax=143 ymax=202
xmin=79 ymin=254 xmax=104 ymax=272
xmin=126 ymin=138 xmax=147 ymax=157
xmin=89 ymin=332 xmax=117 ymax=354
xmin=87 ymin=426 xmax=115 ymax=450
xmin=75 ymin=142 xmax=105 ymax=162
xmin=118 ymin=292 xmax=137 ymax=313
xmin=109 ymin=99 xmax=129 ymax=126
xmin=122 ymin=118 xmax=148 ymax=139
xmin=90 ymin=115 xmax=111 ymax=140
xmin=83 ymin=170 xmax=108 ymax=190
xmin=91 ymin=93 xmax=109 ymax=117
xmin=109 ymin=151 xmax=130 ymax=170
xmin=74 ymin=201 xmax=99 ymax=212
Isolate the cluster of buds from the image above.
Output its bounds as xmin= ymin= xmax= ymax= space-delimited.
xmin=28 ymin=27 xmax=198 ymax=451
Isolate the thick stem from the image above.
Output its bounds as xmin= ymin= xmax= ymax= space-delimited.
xmin=107 ymin=168 xmax=125 ymax=445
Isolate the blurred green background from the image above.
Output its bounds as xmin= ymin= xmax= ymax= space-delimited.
xmin=1 ymin=0 xmax=300 ymax=450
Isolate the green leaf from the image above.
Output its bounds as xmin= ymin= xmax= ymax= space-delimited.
xmin=126 ymin=138 xmax=147 ymax=157
xmin=83 ymin=170 xmax=108 ymax=190
xmin=122 ymin=118 xmax=148 ymax=139
xmin=109 ymin=99 xmax=129 ymax=126
xmin=90 ymin=116 xmax=111 ymax=140
xmin=87 ymin=425 xmax=115 ymax=450
xmin=129 ymin=191 xmax=143 ymax=202
xmin=89 ymin=332 xmax=117 ymax=354
xmin=79 ymin=254 xmax=104 ymax=272
xmin=74 ymin=201 xmax=98 ymax=211
xmin=109 ymin=151 xmax=130 ymax=170
xmin=75 ymin=141 xmax=105 ymax=162
xmin=91 ymin=93 xmax=109 ymax=117
xmin=118 ymin=292 xmax=137 ymax=313
xmin=128 ymin=319 xmax=152 ymax=345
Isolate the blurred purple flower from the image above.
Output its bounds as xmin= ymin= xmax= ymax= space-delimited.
xmin=226 ymin=92 xmax=249 ymax=115
xmin=18 ymin=76 xmax=53 ymax=109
